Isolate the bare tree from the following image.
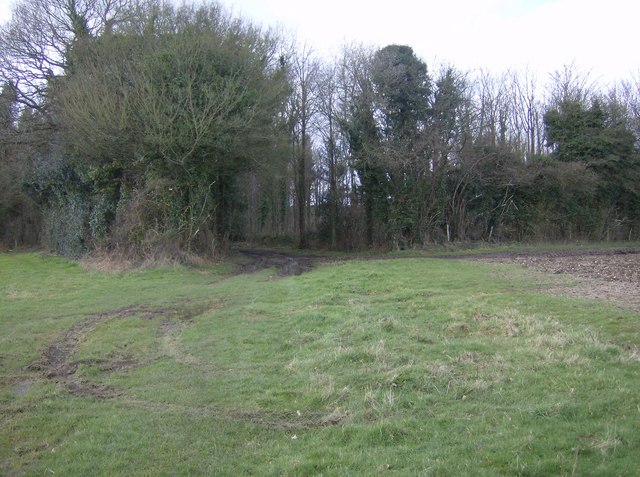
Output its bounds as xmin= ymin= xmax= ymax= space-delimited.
xmin=473 ymin=70 xmax=511 ymax=148
xmin=615 ymin=74 xmax=640 ymax=147
xmin=546 ymin=62 xmax=597 ymax=109
xmin=286 ymin=43 xmax=319 ymax=248
xmin=0 ymin=0 xmax=136 ymax=115
xmin=507 ymin=69 xmax=544 ymax=157
xmin=336 ymin=44 xmax=379 ymax=246
xmin=315 ymin=61 xmax=349 ymax=249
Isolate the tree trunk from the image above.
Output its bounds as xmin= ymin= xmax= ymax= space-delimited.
xmin=297 ymin=130 xmax=307 ymax=249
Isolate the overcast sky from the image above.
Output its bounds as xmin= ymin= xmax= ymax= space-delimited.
xmin=1 ymin=0 xmax=637 ymax=85
xmin=218 ymin=0 xmax=638 ymax=86
xmin=0 ymin=2 xmax=11 ymax=27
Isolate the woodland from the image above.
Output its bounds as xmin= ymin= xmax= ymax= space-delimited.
xmin=1 ymin=0 xmax=639 ymax=260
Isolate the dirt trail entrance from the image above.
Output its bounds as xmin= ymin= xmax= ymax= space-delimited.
xmin=235 ymin=248 xmax=321 ymax=276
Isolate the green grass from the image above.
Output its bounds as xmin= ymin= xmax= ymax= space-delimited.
xmin=1 ymin=251 xmax=639 ymax=476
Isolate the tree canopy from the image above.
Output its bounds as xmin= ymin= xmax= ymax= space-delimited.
xmin=1 ymin=0 xmax=639 ymax=258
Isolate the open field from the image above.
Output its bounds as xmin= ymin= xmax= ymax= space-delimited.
xmin=1 ymin=248 xmax=639 ymax=476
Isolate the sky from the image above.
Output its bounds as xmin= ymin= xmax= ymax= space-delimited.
xmin=0 ymin=0 xmax=637 ymax=85
xmin=0 ymin=1 xmax=11 ymax=27
xmin=216 ymin=0 xmax=638 ymax=86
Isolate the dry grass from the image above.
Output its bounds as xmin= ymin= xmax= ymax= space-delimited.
xmin=80 ymin=246 xmax=217 ymax=272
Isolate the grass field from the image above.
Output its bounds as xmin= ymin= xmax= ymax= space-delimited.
xmin=1 ymin=251 xmax=639 ymax=476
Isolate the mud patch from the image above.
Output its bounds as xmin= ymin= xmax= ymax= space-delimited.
xmin=25 ymin=311 xmax=118 ymax=397
xmin=236 ymin=249 xmax=319 ymax=276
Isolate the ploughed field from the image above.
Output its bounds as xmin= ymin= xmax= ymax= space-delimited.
xmin=470 ymin=248 xmax=640 ymax=312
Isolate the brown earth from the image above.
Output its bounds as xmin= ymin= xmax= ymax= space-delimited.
xmin=467 ymin=248 xmax=640 ymax=312
xmin=236 ymin=248 xmax=318 ymax=276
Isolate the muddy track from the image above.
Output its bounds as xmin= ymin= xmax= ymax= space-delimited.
xmin=24 ymin=247 xmax=325 ymax=402
xmin=25 ymin=306 xmax=133 ymax=398
xmin=24 ymin=298 xmax=347 ymax=429
xmin=235 ymin=248 xmax=322 ymax=276
xmin=26 ymin=303 xmax=210 ymax=398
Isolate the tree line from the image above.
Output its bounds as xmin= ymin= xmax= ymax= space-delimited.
xmin=1 ymin=0 xmax=639 ymax=259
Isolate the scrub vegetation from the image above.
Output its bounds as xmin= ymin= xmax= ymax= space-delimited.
xmin=1 ymin=0 xmax=639 ymax=258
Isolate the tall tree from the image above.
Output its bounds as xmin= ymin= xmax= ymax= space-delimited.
xmin=285 ymin=44 xmax=319 ymax=248
xmin=430 ymin=67 xmax=471 ymax=240
xmin=315 ymin=62 xmax=342 ymax=249
xmin=371 ymin=44 xmax=431 ymax=245
xmin=337 ymin=45 xmax=382 ymax=246
xmin=510 ymin=69 xmax=544 ymax=157
xmin=0 ymin=81 xmax=42 ymax=246
xmin=45 ymin=1 xmax=289 ymax=256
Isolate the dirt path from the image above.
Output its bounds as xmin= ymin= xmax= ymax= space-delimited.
xmin=25 ymin=306 xmax=139 ymax=398
xmin=235 ymin=248 xmax=321 ymax=276
xmin=23 ymin=248 xmax=318 ymax=400
xmin=23 ymin=299 xmax=348 ymax=428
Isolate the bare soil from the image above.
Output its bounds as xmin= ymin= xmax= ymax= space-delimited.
xmin=236 ymin=249 xmax=319 ymax=276
xmin=468 ymin=248 xmax=640 ymax=312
